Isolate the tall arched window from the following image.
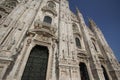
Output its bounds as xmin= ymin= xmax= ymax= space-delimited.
xmin=79 ymin=63 xmax=90 ymax=80
xmin=75 ymin=37 xmax=81 ymax=48
xmin=43 ymin=16 xmax=52 ymax=24
xmin=48 ymin=1 xmax=56 ymax=8
xmin=92 ymin=42 xmax=97 ymax=52
xmin=101 ymin=65 xmax=109 ymax=80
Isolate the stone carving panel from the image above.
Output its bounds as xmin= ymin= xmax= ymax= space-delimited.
xmin=0 ymin=50 xmax=11 ymax=58
xmin=42 ymin=5 xmax=57 ymax=16
xmin=72 ymin=70 xmax=78 ymax=80
xmin=34 ymin=35 xmax=51 ymax=44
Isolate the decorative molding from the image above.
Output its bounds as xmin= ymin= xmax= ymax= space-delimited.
xmin=34 ymin=35 xmax=51 ymax=44
xmin=0 ymin=50 xmax=12 ymax=58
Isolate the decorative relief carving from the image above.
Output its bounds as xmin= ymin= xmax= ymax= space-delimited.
xmin=7 ymin=37 xmax=15 ymax=50
xmin=34 ymin=35 xmax=51 ymax=44
xmin=77 ymin=49 xmax=87 ymax=54
xmin=34 ymin=19 xmax=42 ymax=29
xmin=72 ymin=70 xmax=78 ymax=79
xmin=59 ymin=58 xmax=78 ymax=67
xmin=77 ymin=53 xmax=87 ymax=57
xmin=59 ymin=65 xmax=79 ymax=80
xmin=26 ymin=38 xmax=31 ymax=45
xmin=98 ymin=54 xmax=106 ymax=64
xmin=61 ymin=69 xmax=67 ymax=79
xmin=42 ymin=5 xmax=57 ymax=16
xmin=59 ymin=58 xmax=67 ymax=65
xmin=0 ymin=50 xmax=11 ymax=58
xmin=77 ymin=53 xmax=89 ymax=63
xmin=26 ymin=33 xmax=34 ymax=46
xmin=0 ymin=0 xmax=18 ymax=22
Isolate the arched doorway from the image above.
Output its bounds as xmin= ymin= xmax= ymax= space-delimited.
xmin=79 ymin=63 xmax=90 ymax=80
xmin=101 ymin=65 xmax=109 ymax=80
xmin=21 ymin=45 xmax=49 ymax=80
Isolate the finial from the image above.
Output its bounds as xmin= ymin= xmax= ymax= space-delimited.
xmin=88 ymin=18 xmax=97 ymax=26
xmin=76 ymin=7 xmax=81 ymax=14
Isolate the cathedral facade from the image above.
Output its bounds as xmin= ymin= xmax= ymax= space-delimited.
xmin=0 ymin=0 xmax=120 ymax=80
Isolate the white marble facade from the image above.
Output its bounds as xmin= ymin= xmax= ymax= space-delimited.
xmin=0 ymin=0 xmax=120 ymax=80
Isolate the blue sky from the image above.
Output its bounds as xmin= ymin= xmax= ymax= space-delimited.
xmin=68 ymin=0 xmax=120 ymax=61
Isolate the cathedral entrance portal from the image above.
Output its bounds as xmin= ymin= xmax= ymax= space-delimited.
xmin=21 ymin=45 xmax=49 ymax=80
xmin=101 ymin=65 xmax=109 ymax=80
xmin=79 ymin=63 xmax=90 ymax=80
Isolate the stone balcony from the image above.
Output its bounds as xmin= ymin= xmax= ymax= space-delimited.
xmin=42 ymin=6 xmax=57 ymax=16
xmin=29 ymin=19 xmax=57 ymax=37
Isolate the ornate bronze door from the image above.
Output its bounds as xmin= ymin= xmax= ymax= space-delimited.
xmin=21 ymin=45 xmax=49 ymax=80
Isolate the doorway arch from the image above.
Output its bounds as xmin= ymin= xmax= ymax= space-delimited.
xmin=101 ymin=65 xmax=109 ymax=80
xmin=21 ymin=45 xmax=49 ymax=80
xmin=79 ymin=63 xmax=90 ymax=80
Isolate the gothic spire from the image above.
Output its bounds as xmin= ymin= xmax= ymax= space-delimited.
xmin=89 ymin=18 xmax=97 ymax=27
xmin=88 ymin=18 xmax=99 ymax=32
xmin=76 ymin=7 xmax=82 ymax=15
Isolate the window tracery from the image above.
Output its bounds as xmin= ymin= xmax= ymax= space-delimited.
xmin=75 ymin=37 xmax=81 ymax=48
